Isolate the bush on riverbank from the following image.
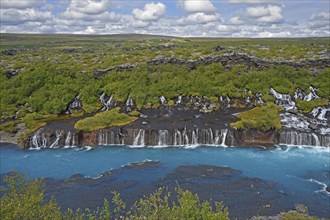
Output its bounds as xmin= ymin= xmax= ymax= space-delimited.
xmin=74 ymin=107 xmax=138 ymax=131
xmin=230 ymin=103 xmax=283 ymax=132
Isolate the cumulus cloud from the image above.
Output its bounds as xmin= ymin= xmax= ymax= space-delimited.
xmin=1 ymin=0 xmax=44 ymax=9
xmin=179 ymin=0 xmax=217 ymax=13
xmin=177 ymin=12 xmax=220 ymax=25
xmin=217 ymin=24 xmax=239 ymax=35
xmin=0 ymin=8 xmax=52 ymax=25
xmin=132 ymin=2 xmax=166 ymax=21
xmin=229 ymin=16 xmax=245 ymax=25
xmin=66 ymin=0 xmax=109 ymax=15
xmin=227 ymin=0 xmax=277 ymax=4
xmin=308 ymin=12 xmax=330 ymax=29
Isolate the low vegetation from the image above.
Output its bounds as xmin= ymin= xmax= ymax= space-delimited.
xmin=230 ymin=103 xmax=283 ymax=131
xmin=74 ymin=107 xmax=138 ymax=131
xmin=0 ymin=172 xmax=229 ymax=220
xmin=296 ymin=99 xmax=329 ymax=113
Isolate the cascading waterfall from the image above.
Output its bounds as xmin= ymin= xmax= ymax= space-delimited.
xmin=133 ymin=129 xmax=145 ymax=146
xmin=182 ymin=127 xmax=189 ymax=145
xmin=31 ymin=133 xmax=39 ymax=148
xmin=49 ymin=131 xmax=62 ymax=148
xmin=280 ymin=131 xmax=328 ymax=147
xmin=191 ymin=129 xmax=198 ymax=145
xmin=158 ymin=130 xmax=168 ymax=146
xmin=174 ymin=129 xmax=182 ymax=145
xmin=41 ymin=133 xmax=47 ymax=148
xmin=65 ymin=131 xmax=72 ymax=147
xmin=221 ymin=129 xmax=228 ymax=146
xmin=311 ymin=133 xmax=320 ymax=146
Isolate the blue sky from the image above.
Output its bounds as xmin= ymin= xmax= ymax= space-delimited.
xmin=0 ymin=0 xmax=329 ymax=37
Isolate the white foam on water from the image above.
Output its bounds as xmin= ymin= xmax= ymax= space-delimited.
xmin=307 ymin=179 xmax=330 ymax=196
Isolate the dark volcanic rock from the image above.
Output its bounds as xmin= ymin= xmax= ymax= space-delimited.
xmin=93 ymin=64 xmax=137 ymax=78
xmin=5 ymin=69 xmax=20 ymax=78
xmin=159 ymin=165 xmax=288 ymax=220
xmin=122 ymin=160 xmax=161 ymax=170
xmin=326 ymin=186 xmax=330 ymax=193
xmin=1 ymin=49 xmax=18 ymax=56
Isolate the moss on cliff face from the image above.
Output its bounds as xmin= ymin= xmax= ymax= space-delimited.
xmin=74 ymin=107 xmax=137 ymax=131
xmin=230 ymin=103 xmax=283 ymax=132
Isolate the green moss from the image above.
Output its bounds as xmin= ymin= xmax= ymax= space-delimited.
xmin=296 ymin=99 xmax=329 ymax=113
xmin=74 ymin=107 xmax=137 ymax=131
xmin=231 ymin=103 xmax=283 ymax=132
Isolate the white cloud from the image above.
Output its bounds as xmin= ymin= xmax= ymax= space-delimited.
xmin=179 ymin=0 xmax=217 ymax=13
xmin=255 ymin=5 xmax=283 ymax=23
xmin=308 ymin=12 xmax=330 ymax=29
xmin=131 ymin=20 xmax=150 ymax=28
xmin=132 ymin=2 xmax=166 ymax=21
xmin=66 ymin=0 xmax=109 ymax=15
xmin=0 ymin=8 xmax=52 ymax=25
xmin=1 ymin=0 xmax=44 ymax=9
xmin=177 ymin=12 xmax=220 ymax=25
xmin=217 ymin=24 xmax=239 ymax=35
xmin=229 ymin=16 xmax=245 ymax=25
xmin=228 ymin=0 xmax=277 ymax=4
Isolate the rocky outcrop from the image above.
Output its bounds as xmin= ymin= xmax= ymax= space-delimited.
xmin=92 ymin=52 xmax=329 ymax=78
xmin=93 ymin=64 xmax=137 ymax=78
xmin=147 ymin=52 xmax=330 ymax=71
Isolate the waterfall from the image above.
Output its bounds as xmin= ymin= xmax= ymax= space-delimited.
xmin=310 ymin=107 xmax=330 ymax=121
xmin=192 ymin=129 xmax=198 ymax=145
xmin=280 ymin=131 xmax=328 ymax=146
xmin=174 ymin=129 xmax=182 ymax=145
xmin=31 ymin=133 xmax=39 ymax=148
xmin=214 ymin=130 xmax=220 ymax=145
xmin=133 ymin=129 xmax=145 ymax=146
xmin=41 ymin=133 xmax=47 ymax=148
xmin=270 ymin=88 xmax=295 ymax=110
xmin=221 ymin=129 xmax=228 ymax=146
xmin=158 ymin=130 xmax=168 ymax=146
xmin=49 ymin=131 xmax=62 ymax=148
xmin=311 ymin=133 xmax=320 ymax=146
xmin=65 ymin=131 xmax=72 ymax=147
xmin=159 ymin=96 xmax=167 ymax=105
xmin=182 ymin=127 xmax=189 ymax=145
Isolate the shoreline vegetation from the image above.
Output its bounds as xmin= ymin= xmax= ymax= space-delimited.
xmin=0 ymin=172 xmax=320 ymax=220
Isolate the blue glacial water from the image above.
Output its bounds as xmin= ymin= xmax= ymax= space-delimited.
xmin=1 ymin=144 xmax=329 ymax=217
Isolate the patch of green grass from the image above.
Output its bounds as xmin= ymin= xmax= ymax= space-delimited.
xmin=231 ymin=103 xmax=283 ymax=132
xmin=0 ymin=120 xmax=21 ymax=132
xmin=129 ymin=110 xmax=141 ymax=116
xmin=296 ymin=99 xmax=329 ymax=113
xmin=74 ymin=107 xmax=137 ymax=131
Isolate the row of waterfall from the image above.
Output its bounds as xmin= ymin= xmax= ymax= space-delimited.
xmin=98 ymin=128 xmax=229 ymax=147
xmin=29 ymin=128 xmax=230 ymax=148
xmin=279 ymin=131 xmax=330 ymax=147
xmin=29 ymin=128 xmax=330 ymax=149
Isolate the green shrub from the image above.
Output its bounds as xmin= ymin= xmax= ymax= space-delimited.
xmin=296 ymin=99 xmax=328 ymax=113
xmin=231 ymin=103 xmax=283 ymax=131
xmin=74 ymin=107 xmax=137 ymax=131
